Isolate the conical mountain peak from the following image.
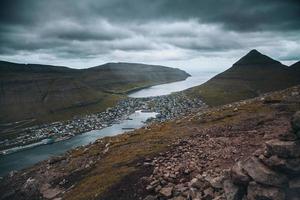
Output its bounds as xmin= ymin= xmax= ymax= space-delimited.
xmin=234 ymin=49 xmax=282 ymax=66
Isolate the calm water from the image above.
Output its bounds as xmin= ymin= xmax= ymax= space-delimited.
xmin=128 ymin=72 xmax=217 ymax=98
xmin=0 ymin=111 xmax=156 ymax=176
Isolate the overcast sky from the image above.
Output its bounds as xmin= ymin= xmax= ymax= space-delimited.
xmin=0 ymin=0 xmax=300 ymax=73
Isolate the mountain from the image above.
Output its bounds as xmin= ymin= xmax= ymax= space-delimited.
xmin=186 ymin=50 xmax=300 ymax=106
xmin=0 ymin=61 xmax=189 ymax=125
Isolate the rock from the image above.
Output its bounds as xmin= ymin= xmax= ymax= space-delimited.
xmin=190 ymin=177 xmax=211 ymax=190
xmin=279 ymin=131 xmax=298 ymax=141
xmin=40 ymin=183 xmax=62 ymax=199
xmin=212 ymin=195 xmax=226 ymax=200
xmin=265 ymin=139 xmax=300 ymax=158
xmin=291 ymin=111 xmax=300 ymax=133
xmin=146 ymin=185 xmax=155 ymax=192
xmin=150 ymin=179 xmax=160 ymax=187
xmin=223 ymin=179 xmax=245 ymax=200
xmin=247 ymin=182 xmax=285 ymax=200
xmin=173 ymin=184 xmax=188 ymax=196
xmin=20 ymin=177 xmax=41 ymax=199
xmin=203 ymin=187 xmax=214 ymax=200
xmin=155 ymin=185 xmax=162 ymax=193
xmin=159 ymin=186 xmax=173 ymax=198
xmin=242 ymin=157 xmax=288 ymax=187
xmin=21 ymin=177 xmax=39 ymax=193
xmin=261 ymin=155 xmax=300 ymax=174
xmin=205 ymin=176 xmax=224 ymax=189
xmin=186 ymin=188 xmax=200 ymax=199
xmin=144 ymin=195 xmax=157 ymax=200
xmin=231 ymin=161 xmax=251 ymax=185
xmin=171 ymin=196 xmax=186 ymax=200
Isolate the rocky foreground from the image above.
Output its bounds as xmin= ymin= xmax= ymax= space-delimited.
xmin=140 ymin=111 xmax=300 ymax=200
xmin=0 ymin=86 xmax=300 ymax=200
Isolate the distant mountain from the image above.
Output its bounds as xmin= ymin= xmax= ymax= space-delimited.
xmin=0 ymin=61 xmax=189 ymax=126
xmin=186 ymin=50 xmax=300 ymax=106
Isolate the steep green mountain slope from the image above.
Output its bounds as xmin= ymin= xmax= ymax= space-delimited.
xmin=186 ymin=50 xmax=300 ymax=106
xmin=0 ymin=61 xmax=189 ymax=124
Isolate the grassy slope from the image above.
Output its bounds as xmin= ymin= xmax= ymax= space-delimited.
xmin=1 ymin=85 xmax=298 ymax=200
xmin=60 ymin=86 xmax=300 ymax=200
xmin=186 ymin=50 xmax=300 ymax=106
xmin=0 ymin=61 xmax=189 ymax=135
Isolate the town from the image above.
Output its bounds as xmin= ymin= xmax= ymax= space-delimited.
xmin=0 ymin=93 xmax=206 ymax=152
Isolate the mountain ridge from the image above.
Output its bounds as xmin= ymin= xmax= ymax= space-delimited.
xmin=0 ymin=61 xmax=190 ymax=127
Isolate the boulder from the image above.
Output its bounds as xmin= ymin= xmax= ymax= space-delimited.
xmin=231 ymin=161 xmax=251 ymax=185
xmin=265 ymin=139 xmax=300 ymax=158
xmin=247 ymin=182 xmax=285 ymax=200
xmin=242 ymin=157 xmax=288 ymax=187
xmin=223 ymin=179 xmax=245 ymax=200
xmin=261 ymin=155 xmax=300 ymax=174
xmin=291 ymin=111 xmax=300 ymax=133
xmin=279 ymin=131 xmax=298 ymax=141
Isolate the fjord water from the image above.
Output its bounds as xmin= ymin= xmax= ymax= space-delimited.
xmin=128 ymin=72 xmax=218 ymax=98
xmin=0 ymin=111 xmax=156 ymax=176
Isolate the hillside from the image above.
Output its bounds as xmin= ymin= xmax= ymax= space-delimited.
xmin=186 ymin=50 xmax=300 ymax=106
xmin=0 ymin=61 xmax=189 ymax=125
xmin=1 ymin=84 xmax=299 ymax=200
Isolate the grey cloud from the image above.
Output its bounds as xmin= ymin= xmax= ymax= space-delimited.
xmin=41 ymin=19 xmax=132 ymax=42
xmin=0 ymin=0 xmax=299 ymax=68
xmin=1 ymin=0 xmax=300 ymax=31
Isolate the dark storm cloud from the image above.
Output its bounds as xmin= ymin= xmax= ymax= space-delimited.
xmin=1 ymin=0 xmax=300 ymax=31
xmin=0 ymin=0 xmax=299 ymax=67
